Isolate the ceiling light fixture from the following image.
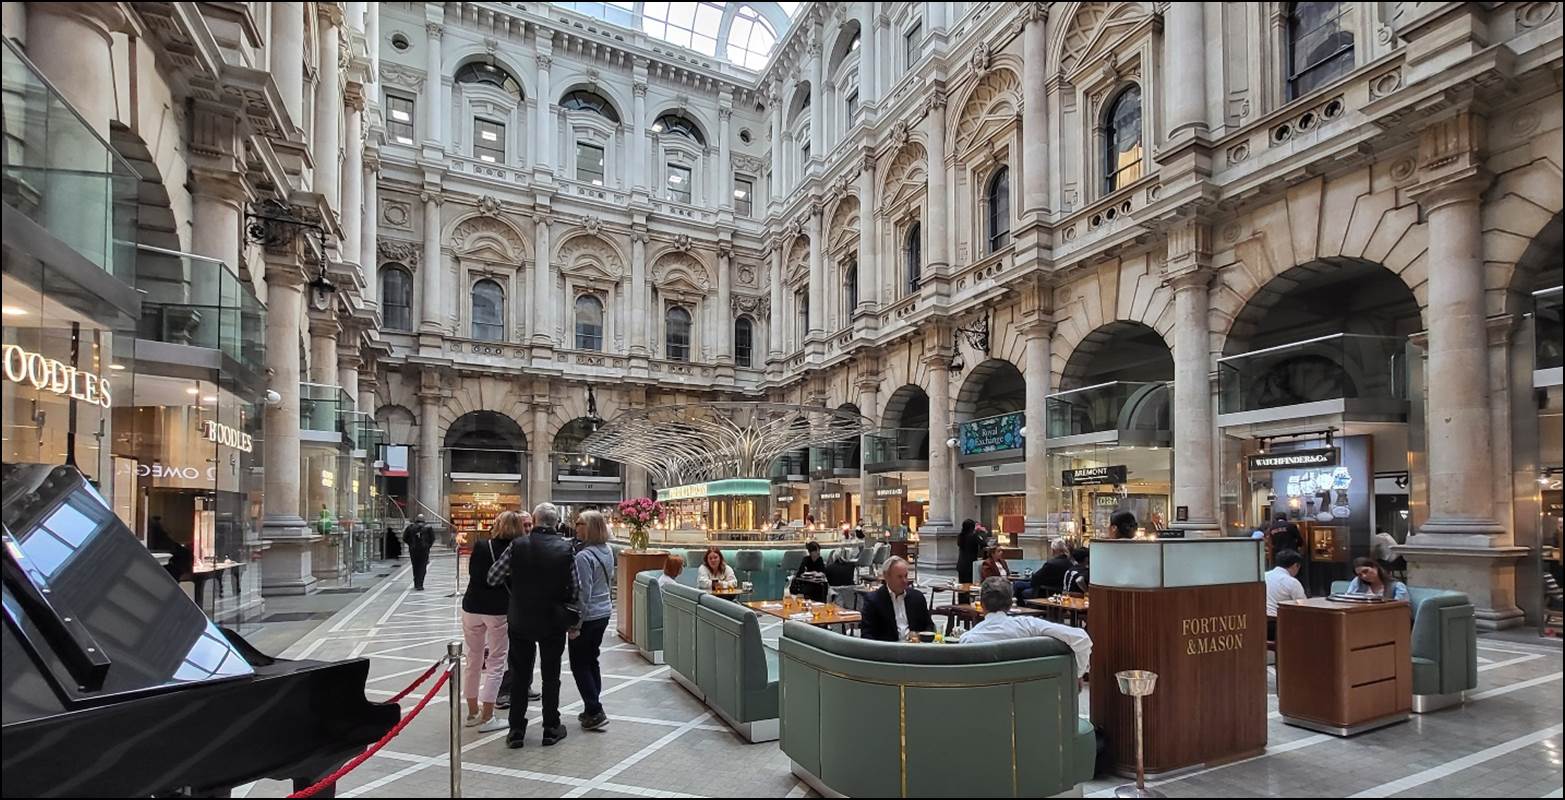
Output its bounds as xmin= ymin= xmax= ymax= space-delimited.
xmin=1 ymin=305 xmax=27 ymax=316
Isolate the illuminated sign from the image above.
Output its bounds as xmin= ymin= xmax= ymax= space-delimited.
xmin=658 ymin=479 xmax=772 ymax=502
xmin=818 ymin=492 xmax=844 ymax=500
xmin=203 ymin=420 xmax=254 ymax=453
xmin=137 ymin=463 xmax=217 ymax=480
xmin=875 ymin=486 xmax=906 ymax=498
xmin=1062 ymin=465 xmax=1128 ymax=486
xmin=1246 ymin=448 xmax=1338 ymax=470
xmin=321 ymin=469 xmax=336 ymax=488
xmin=1 ymin=343 xmax=113 ymax=408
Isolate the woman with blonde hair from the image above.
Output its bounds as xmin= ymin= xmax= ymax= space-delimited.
xmin=460 ymin=510 xmax=529 ymax=731
xmin=569 ymin=509 xmax=615 ymax=731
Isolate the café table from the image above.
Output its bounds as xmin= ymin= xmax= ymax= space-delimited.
xmin=744 ymin=599 xmax=862 ymax=629
xmin=709 ymin=585 xmax=750 ymax=601
xmin=932 ymin=602 xmax=1051 ymax=636
xmin=1022 ymin=596 xmax=1090 ymax=628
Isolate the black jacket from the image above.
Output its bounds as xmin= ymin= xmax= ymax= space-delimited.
xmin=502 ymin=532 xmax=580 ymax=639
xmin=403 ymin=522 xmax=434 ymax=556
xmin=1035 ymin=555 xmax=1073 ymax=595
xmin=463 ymin=538 xmax=511 ymax=616
xmin=860 ymin=585 xmax=935 ymax=642
xmin=795 ymin=554 xmax=827 ymax=579
xmin=956 ymin=530 xmax=983 ymax=581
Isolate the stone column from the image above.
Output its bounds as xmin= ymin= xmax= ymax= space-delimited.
xmin=1022 ymin=320 xmax=1053 ymax=553
xmin=416 ymin=390 xmax=442 ymax=523
xmin=188 ymin=103 xmax=247 ymax=268
xmin=631 ymin=62 xmax=648 ymax=191
xmin=423 ymin=22 xmax=444 ymax=147
xmin=807 ymin=203 xmax=824 ymax=338
xmin=308 ymin=313 xmax=339 ymax=385
xmin=261 ymin=262 xmax=317 ymax=595
xmin=923 ymin=344 xmax=957 ymax=567
xmin=1169 ymin=268 xmax=1219 ymax=532
xmin=357 ymin=372 xmax=377 ymax=424
xmin=26 ymin=3 xmax=123 ymax=136
xmin=1402 ymin=112 xmax=1525 ymax=628
xmin=364 ymin=2 xmax=380 ymax=76
xmin=361 ymin=158 xmax=379 ymax=306
xmin=717 ymin=242 xmax=734 ymax=369
xmin=630 ymin=230 xmax=649 ymax=357
xmin=530 ymin=400 xmax=552 ymax=509
xmin=768 ymin=82 xmax=785 ymax=205
xmin=856 ymin=372 xmax=879 ymax=527
xmin=314 ymin=7 xmax=343 ymax=208
xmin=1021 ymin=6 xmax=1049 ymax=218
xmin=532 ymin=211 xmax=554 ymax=348
xmin=419 ymin=190 xmax=442 ymax=334
xmin=337 ymin=348 xmax=361 ymax=405
xmin=856 ymin=151 xmax=878 ymax=317
xmin=858 ymin=3 xmax=878 ymax=106
xmin=268 ymin=2 xmax=306 ymax=130
xmin=341 ymin=92 xmax=365 ymax=265
xmin=1164 ymin=0 xmax=1208 ymax=140
xmin=924 ymin=90 xmax=949 ymax=277
xmin=768 ymin=242 xmax=784 ymax=361
xmin=534 ymin=44 xmax=554 ymax=174
xmin=808 ymin=29 xmax=823 ymax=174
xmin=718 ymin=102 xmax=734 ymax=209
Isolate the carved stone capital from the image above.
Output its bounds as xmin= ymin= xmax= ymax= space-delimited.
xmin=536 ymin=54 xmax=553 ymax=71
xmin=425 ymin=21 xmax=443 ymax=39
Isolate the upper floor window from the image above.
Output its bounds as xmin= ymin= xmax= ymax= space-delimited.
xmin=1103 ymin=86 xmax=1144 ymax=194
xmin=652 ymin=113 xmax=706 ymax=145
xmin=386 ymin=94 xmax=416 ymax=145
xmin=381 ymin=265 xmax=413 ymax=331
xmin=904 ymin=22 xmax=923 ymax=73
xmin=845 ymin=90 xmax=860 ymax=126
xmin=556 ymin=1 xmax=634 ymax=28
xmin=666 ymin=305 xmax=692 ymax=361
xmin=666 ymin=163 xmax=693 ymax=204
xmin=905 ymin=223 xmax=922 ymax=295
xmin=474 ymin=118 xmax=505 ymax=163
xmin=987 ymin=166 xmax=1011 ymax=253
xmin=734 ymin=316 xmax=754 ymax=367
xmin=471 ymin=279 xmax=505 ymax=341
xmin=576 ymin=142 xmax=606 ymax=185
xmin=561 ymin=90 xmax=621 ymax=123
xmin=575 ymin=294 xmax=604 ymax=351
xmin=1287 ymin=2 xmax=1355 ymax=100
xmin=795 ymin=288 xmax=809 ymax=342
xmin=801 ymin=141 xmax=811 ymax=165
xmin=844 ymin=260 xmax=859 ymax=315
xmin=734 ymin=176 xmax=755 ymax=217
xmin=454 ymin=61 xmax=523 ymax=100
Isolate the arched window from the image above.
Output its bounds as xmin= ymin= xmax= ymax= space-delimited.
xmin=905 ymin=224 xmax=922 ymax=296
xmin=1103 ymin=86 xmax=1143 ymax=194
xmin=651 ymin=112 xmax=706 ymax=145
xmin=574 ymin=294 xmax=604 ymax=351
xmin=666 ymin=305 xmax=692 ymax=361
xmin=381 ymin=265 xmax=413 ymax=331
xmin=734 ymin=316 xmax=754 ymax=368
xmin=454 ymin=61 xmax=523 ymax=100
xmin=987 ymin=166 xmax=1011 ymax=253
xmin=471 ymin=279 xmax=505 ymax=341
xmin=560 ymin=90 xmax=621 ymax=123
xmin=1287 ymin=2 xmax=1355 ymax=100
xmin=844 ymin=260 xmax=859 ymax=316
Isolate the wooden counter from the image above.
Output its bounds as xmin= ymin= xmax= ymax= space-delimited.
xmin=1276 ymin=597 xmax=1411 ymax=736
xmin=615 ymin=549 xmax=671 ymax=642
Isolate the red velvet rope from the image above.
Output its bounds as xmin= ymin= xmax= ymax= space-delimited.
xmin=287 ymin=664 xmax=453 ymax=799
xmin=388 ymin=660 xmax=443 ymax=703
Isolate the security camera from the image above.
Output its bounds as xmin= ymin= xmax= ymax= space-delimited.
xmin=945 ymin=437 xmax=959 ymax=448
xmin=264 ymin=389 xmax=283 ymax=406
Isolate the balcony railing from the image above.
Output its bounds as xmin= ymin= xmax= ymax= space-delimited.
xmin=1046 ymin=381 xmax=1171 ymax=440
xmin=1217 ymin=333 xmax=1408 ymax=416
xmin=300 ymin=382 xmax=352 ymax=435
xmin=1537 ymin=287 xmax=1563 ymax=375
xmin=809 ymin=440 xmax=861 ymax=476
xmin=552 ymin=451 xmax=623 ymax=480
xmin=133 ymin=243 xmax=264 ymax=368
xmin=1 ymin=38 xmax=138 ymax=283
xmin=959 ymin=410 xmax=1024 ymax=456
xmin=862 ymin=427 xmax=931 ymax=469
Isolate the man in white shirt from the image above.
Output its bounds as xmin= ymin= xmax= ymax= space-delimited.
xmin=1264 ymin=549 xmax=1307 ymax=640
xmin=962 ymin=577 xmax=1093 ymax=681
xmin=657 ymin=554 xmax=685 ymax=589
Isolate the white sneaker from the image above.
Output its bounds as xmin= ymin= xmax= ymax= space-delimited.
xmin=478 ymin=716 xmax=509 ymax=733
xmin=463 ymin=714 xmax=481 ymax=728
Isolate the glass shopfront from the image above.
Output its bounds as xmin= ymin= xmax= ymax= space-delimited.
xmin=1048 ymin=445 xmax=1173 ymax=544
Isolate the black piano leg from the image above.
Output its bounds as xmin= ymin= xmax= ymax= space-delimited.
xmin=293 ymin=777 xmax=335 ymax=798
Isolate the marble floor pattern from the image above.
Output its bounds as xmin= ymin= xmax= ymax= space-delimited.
xmin=235 ymin=553 xmax=1565 ymax=798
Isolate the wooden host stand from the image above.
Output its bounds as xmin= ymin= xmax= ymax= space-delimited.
xmin=615 ymin=549 xmax=671 ymax=641
xmin=1276 ymin=597 xmax=1411 ymax=736
xmin=1088 ymin=538 xmax=1268 ymax=776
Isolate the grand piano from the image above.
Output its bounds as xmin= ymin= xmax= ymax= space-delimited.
xmin=2 ymin=464 xmax=400 ymax=797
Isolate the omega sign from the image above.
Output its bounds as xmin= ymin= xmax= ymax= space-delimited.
xmin=203 ymin=420 xmax=254 ymax=453
xmin=1 ymin=344 xmax=113 ymax=408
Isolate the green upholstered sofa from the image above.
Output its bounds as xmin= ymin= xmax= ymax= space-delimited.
xmin=679 ymin=546 xmax=854 ymax=601
xmin=632 ymin=570 xmax=665 ymax=664
xmin=662 ymin=581 xmax=705 ymax=698
xmin=1329 ymin=581 xmax=1478 ymax=712
xmin=778 ymin=621 xmax=1095 ymax=798
xmin=694 ymin=594 xmax=781 ymax=742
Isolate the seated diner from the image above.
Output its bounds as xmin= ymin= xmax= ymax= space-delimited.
xmin=859 ymin=556 xmax=934 ymax=642
xmin=961 ymin=577 xmax=1093 ymax=680
xmin=697 ymin=547 xmax=736 ymax=590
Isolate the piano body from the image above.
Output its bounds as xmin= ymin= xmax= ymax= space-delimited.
xmin=2 ymin=464 xmax=400 ymax=797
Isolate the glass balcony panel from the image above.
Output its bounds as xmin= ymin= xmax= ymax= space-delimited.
xmin=1537 ymin=287 xmax=1563 ymax=372
xmin=299 ymin=383 xmax=350 ymax=434
xmin=1047 ymin=382 xmax=1170 ymax=438
xmin=1217 ymin=334 xmax=1408 ymax=415
xmin=132 ymin=244 xmax=265 ymax=368
xmin=552 ymin=451 xmax=621 ymax=479
xmin=861 ymin=427 xmax=931 ymax=466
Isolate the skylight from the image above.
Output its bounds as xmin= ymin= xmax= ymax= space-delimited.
xmin=552 ymin=2 xmax=801 ymax=71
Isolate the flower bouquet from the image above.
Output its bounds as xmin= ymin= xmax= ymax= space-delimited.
xmin=617 ymin=496 xmax=665 ymax=552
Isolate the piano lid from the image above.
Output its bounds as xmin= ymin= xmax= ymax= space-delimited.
xmin=2 ymin=464 xmax=252 ymax=723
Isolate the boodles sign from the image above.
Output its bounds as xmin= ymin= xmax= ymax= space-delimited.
xmin=2 ymin=344 xmax=113 ymax=408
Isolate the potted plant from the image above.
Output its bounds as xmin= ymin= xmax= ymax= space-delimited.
xmin=617 ymin=497 xmax=665 ymax=552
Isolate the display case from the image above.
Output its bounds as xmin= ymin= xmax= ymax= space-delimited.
xmin=450 ymin=491 xmax=522 ymax=543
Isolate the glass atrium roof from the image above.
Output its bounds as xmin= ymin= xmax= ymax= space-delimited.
xmin=553 ymin=2 xmax=802 ymax=71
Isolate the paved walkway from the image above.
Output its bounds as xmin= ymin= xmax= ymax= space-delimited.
xmin=236 ymin=554 xmax=1564 ymax=798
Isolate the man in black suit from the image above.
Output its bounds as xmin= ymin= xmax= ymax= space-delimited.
xmin=1035 ymin=538 xmax=1074 ymax=596
xmin=402 ymin=515 xmax=434 ymax=590
xmin=860 ymin=556 xmax=934 ymax=642
xmin=487 ymin=510 xmax=580 ymax=749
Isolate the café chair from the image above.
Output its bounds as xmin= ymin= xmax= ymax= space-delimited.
xmin=854 ymin=544 xmax=875 ymax=580
xmin=870 ymin=543 xmax=890 ymax=573
xmin=734 ymin=549 xmax=764 ymax=592
xmin=661 ymin=582 xmax=705 ymax=699
xmin=696 ymin=595 xmax=780 ymax=742
xmin=780 ymin=549 xmax=806 ymax=575
xmin=631 ymin=570 xmax=665 ymax=664
xmin=1329 ymin=581 xmax=1477 ymax=712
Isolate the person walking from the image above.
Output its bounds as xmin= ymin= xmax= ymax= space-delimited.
xmin=461 ymin=511 xmax=525 ymax=733
xmin=487 ymin=502 xmax=580 ymax=749
xmin=569 ymin=510 xmax=614 ymax=732
xmin=403 ymin=514 xmax=434 ymax=590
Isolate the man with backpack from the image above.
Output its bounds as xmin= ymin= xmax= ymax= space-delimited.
xmin=403 ymin=514 xmax=435 ymax=590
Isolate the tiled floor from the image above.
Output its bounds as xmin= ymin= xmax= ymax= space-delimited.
xmin=236 ymin=553 xmax=1565 ymax=798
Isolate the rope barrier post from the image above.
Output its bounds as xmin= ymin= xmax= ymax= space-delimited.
xmin=447 ymin=641 xmax=463 ymax=799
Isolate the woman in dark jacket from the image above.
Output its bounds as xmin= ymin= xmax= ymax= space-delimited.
xmin=956 ymin=518 xmax=981 ymax=584
xmin=791 ymin=541 xmax=829 ymax=600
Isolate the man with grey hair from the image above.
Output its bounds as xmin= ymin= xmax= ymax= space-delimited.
xmin=860 ymin=556 xmax=935 ymax=642
xmin=961 ymin=577 xmax=1093 ymax=679
xmin=1035 ymin=537 xmax=1075 ymax=597
xmin=533 ymin=502 xmax=563 ymax=535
